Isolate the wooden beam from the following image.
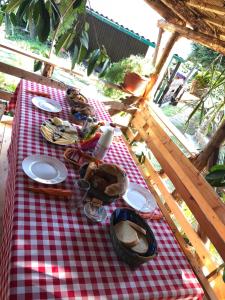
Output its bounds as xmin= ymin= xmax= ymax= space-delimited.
xmin=187 ymin=1 xmax=225 ymax=16
xmin=204 ymin=17 xmax=225 ymax=29
xmin=0 ymin=43 xmax=84 ymax=78
xmin=200 ymin=0 xmax=225 ymax=7
xmin=0 ymin=89 xmax=13 ymax=101
xmin=160 ymin=0 xmax=214 ymax=35
xmin=158 ymin=20 xmax=225 ymax=56
xmin=42 ymin=63 xmax=54 ymax=78
xmin=144 ymin=0 xmax=183 ymax=24
xmin=0 ymin=62 xmax=66 ymax=90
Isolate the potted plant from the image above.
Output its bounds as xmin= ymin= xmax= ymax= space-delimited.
xmin=122 ymin=72 xmax=148 ymax=94
xmin=190 ymin=72 xmax=210 ymax=97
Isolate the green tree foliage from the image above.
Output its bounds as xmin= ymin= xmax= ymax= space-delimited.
xmin=4 ymin=0 xmax=110 ymax=75
xmin=188 ymin=43 xmax=225 ymax=70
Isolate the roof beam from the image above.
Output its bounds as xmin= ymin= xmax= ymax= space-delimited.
xmin=187 ymin=1 xmax=225 ymax=16
xmin=160 ymin=0 xmax=214 ymax=35
xmin=158 ymin=20 xmax=225 ymax=56
xmin=144 ymin=0 xmax=183 ymax=24
xmin=204 ymin=17 xmax=225 ymax=29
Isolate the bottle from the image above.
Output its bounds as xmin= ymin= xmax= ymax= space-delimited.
xmin=93 ymin=127 xmax=114 ymax=160
xmin=81 ymin=116 xmax=92 ymax=138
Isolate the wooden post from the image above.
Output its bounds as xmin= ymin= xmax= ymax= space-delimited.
xmin=152 ymin=27 xmax=163 ymax=66
xmin=42 ymin=63 xmax=54 ymax=78
xmin=143 ymin=31 xmax=179 ymax=100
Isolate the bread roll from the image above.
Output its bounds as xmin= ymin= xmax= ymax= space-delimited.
xmin=114 ymin=221 xmax=139 ymax=247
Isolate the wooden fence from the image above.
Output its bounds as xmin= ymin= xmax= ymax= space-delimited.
xmin=126 ymin=103 xmax=225 ymax=300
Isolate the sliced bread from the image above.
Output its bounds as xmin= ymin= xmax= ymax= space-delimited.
xmin=131 ymin=233 xmax=148 ymax=254
xmin=114 ymin=221 xmax=139 ymax=247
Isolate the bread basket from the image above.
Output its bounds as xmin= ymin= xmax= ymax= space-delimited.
xmin=79 ymin=163 xmax=120 ymax=205
xmin=110 ymin=208 xmax=157 ymax=268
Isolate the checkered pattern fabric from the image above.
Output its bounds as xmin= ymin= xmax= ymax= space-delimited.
xmin=0 ymin=80 xmax=203 ymax=300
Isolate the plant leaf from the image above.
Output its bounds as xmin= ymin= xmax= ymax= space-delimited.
xmin=37 ymin=0 xmax=50 ymax=42
xmin=223 ymin=267 xmax=225 ymax=283
xmin=71 ymin=44 xmax=79 ymax=69
xmin=0 ymin=14 xmax=4 ymax=26
xmin=33 ymin=2 xmax=41 ymax=25
xmin=84 ymin=21 xmax=89 ymax=31
xmin=77 ymin=44 xmax=87 ymax=64
xmin=34 ymin=60 xmax=43 ymax=72
xmin=87 ymin=49 xmax=100 ymax=76
xmin=49 ymin=0 xmax=61 ymax=30
xmin=73 ymin=0 xmax=83 ymax=9
xmin=205 ymin=170 xmax=225 ymax=187
xmin=99 ymin=58 xmax=110 ymax=78
xmin=209 ymin=164 xmax=225 ymax=172
xmin=9 ymin=12 xmax=17 ymax=26
xmin=80 ymin=31 xmax=89 ymax=49
xmin=16 ymin=0 xmax=31 ymax=20
xmin=5 ymin=0 xmax=21 ymax=13
xmin=55 ymin=29 xmax=73 ymax=55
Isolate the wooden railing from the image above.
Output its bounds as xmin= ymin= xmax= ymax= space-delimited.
xmin=0 ymin=42 xmax=87 ymax=101
xmin=125 ymin=104 xmax=225 ymax=300
xmin=0 ymin=43 xmax=224 ymax=299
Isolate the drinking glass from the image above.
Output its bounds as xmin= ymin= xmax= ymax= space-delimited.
xmin=69 ymin=179 xmax=90 ymax=210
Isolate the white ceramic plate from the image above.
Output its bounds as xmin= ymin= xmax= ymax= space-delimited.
xmin=123 ymin=182 xmax=157 ymax=213
xmin=22 ymin=154 xmax=68 ymax=184
xmin=100 ymin=125 xmax=122 ymax=137
xmin=32 ymin=96 xmax=62 ymax=113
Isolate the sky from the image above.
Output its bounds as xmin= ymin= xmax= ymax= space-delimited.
xmin=88 ymin=0 xmax=192 ymax=60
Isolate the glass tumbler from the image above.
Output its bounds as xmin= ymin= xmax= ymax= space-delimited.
xmin=69 ymin=179 xmax=90 ymax=210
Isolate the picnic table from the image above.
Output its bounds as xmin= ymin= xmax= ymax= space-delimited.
xmin=0 ymin=80 xmax=203 ymax=299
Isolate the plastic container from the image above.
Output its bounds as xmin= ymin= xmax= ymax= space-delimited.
xmin=93 ymin=127 xmax=114 ymax=160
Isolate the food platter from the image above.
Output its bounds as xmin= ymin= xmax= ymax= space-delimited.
xmin=123 ymin=182 xmax=157 ymax=213
xmin=22 ymin=154 xmax=68 ymax=184
xmin=32 ymin=96 xmax=62 ymax=112
xmin=40 ymin=118 xmax=78 ymax=145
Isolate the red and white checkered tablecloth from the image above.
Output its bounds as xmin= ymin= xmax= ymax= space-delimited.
xmin=0 ymin=80 xmax=203 ymax=300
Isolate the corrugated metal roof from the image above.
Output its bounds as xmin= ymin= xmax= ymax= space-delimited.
xmin=87 ymin=8 xmax=156 ymax=48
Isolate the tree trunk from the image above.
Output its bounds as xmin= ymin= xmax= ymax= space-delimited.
xmin=193 ymin=119 xmax=225 ymax=171
xmin=29 ymin=20 xmax=37 ymax=39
